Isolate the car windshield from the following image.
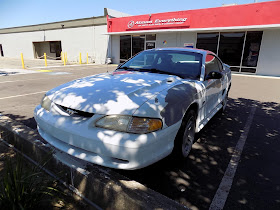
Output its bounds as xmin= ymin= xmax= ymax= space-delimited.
xmin=118 ymin=50 xmax=202 ymax=80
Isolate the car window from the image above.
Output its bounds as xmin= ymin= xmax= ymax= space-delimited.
xmin=127 ymin=53 xmax=157 ymax=68
xmin=170 ymin=53 xmax=198 ymax=63
xmin=120 ymin=50 xmax=202 ymax=80
xmin=205 ymin=54 xmax=222 ymax=77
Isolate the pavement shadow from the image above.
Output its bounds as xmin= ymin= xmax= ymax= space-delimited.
xmin=1 ymin=97 xmax=280 ymax=209
xmin=223 ymin=100 xmax=280 ymax=210
xmin=0 ymin=115 xmax=185 ymax=209
xmin=0 ymin=112 xmax=37 ymax=130
xmin=116 ymin=97 xmax=280 ymax=209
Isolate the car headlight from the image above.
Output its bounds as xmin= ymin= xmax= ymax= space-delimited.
xmin=41 ymin=95 xmax=52 ymax=111
xmin=95 ymin=115 xmax=162 ymax=134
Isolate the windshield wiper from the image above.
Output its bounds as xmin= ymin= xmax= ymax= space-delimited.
xmin=117 ymin=66 xmax=135 ymax=71
xmin=137 ymin=68 xmax=183 ymax=78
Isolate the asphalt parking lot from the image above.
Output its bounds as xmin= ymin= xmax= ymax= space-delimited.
xmin=0 ymin=64 xmax=279 ymax=209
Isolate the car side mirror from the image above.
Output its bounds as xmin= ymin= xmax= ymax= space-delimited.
xmin=205 ymin=71 xmax=223 ymax=80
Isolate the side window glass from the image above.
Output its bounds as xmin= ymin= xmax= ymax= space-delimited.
xmin=216 ymin=58 xmax=223 ymax=72
xmin=205 ymin=54 xmax=222 ymax=77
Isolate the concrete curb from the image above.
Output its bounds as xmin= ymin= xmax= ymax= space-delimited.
xmin=0 ymin=115 xmax=187 ymax=210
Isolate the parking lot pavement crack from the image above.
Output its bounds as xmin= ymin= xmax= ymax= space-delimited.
xmin=209 ymin=105 xmax=256 ymax=210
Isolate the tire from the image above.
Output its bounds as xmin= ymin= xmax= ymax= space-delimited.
xmin=172 ymin=109 xmax=196 ymax=159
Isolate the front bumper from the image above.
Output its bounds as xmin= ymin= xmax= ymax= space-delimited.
xmin=34 ymin=105 xmax=181 ymax=170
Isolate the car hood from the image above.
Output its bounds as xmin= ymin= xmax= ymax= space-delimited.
xmin=48 ymin=71 xmax=182 ymax=115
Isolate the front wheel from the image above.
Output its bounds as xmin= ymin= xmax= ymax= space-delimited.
xmin=173 ymin=110 xmax=196 ymax=159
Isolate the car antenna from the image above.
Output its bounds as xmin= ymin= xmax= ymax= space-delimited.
xmin=106 ymin=59 xmax=108 ymax=73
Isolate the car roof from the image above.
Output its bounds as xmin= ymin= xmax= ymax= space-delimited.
xmin=146 ymin=47 xmax=213 ymax=56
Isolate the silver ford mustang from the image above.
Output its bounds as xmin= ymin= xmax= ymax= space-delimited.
xmin=34 ymin=48 xmax=231 ymax=170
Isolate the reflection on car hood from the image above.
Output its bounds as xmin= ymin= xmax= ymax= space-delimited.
xmin=48 ymin=71 xmax=182 ymax=115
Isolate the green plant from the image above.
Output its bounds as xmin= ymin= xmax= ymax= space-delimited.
xmin=0 ymin=154 xmax=59 ymax=210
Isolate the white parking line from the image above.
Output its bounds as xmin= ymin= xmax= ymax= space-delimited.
xmin=0 ymin=91 xmax=47 ymax=100
xmin=0 ymin=78 xmax=46 ymax=84
xmin=0 ymin=74 xmax=73 ymax=84
xmin=232 ymin=73 xmax=280 ymax=80
xmin=0 ymin=68 xmax=39 ymax=75
xmin=209 ymin=106 xmax=256 ymax=210
xmin=29 ymin=63 xmax=101 ymax=69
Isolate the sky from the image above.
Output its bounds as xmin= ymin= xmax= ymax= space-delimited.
xmin=0 ymin=0 xmax=277 ymax=29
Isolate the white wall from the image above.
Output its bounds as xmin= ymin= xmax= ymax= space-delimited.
xmin=0 ymin=31 xmax=43 ymax=58
xmin=45 ymin=27 xmax=94 ymax=63
xmin=0 ymin=25 xmax=109 ymax=64
xmin=111 ymin=35 xmax=120 ymax=64
xmin=93 ymin=25 xmax=109 ymax=64
xmin=257 ymin=29 xmax=280 ymax=76
xmin=156 ymin=32 xmax=196 ymax=48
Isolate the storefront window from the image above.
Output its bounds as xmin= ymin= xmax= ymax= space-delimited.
xmin=120 ymin=34 xmax=155 ymax=62
xmin=197 ymin=31 xmax=263 ymax=74
xmin=230 ymin=67 xmax=241 ymax=72
xmin=120 ymin=35 xmax=131 ymax=60
xmin=241 ymin=31 xmax=263 ymax=73
xmin=196 ymin=33 xmax=219 ymax=54
xmin=132 ymin=35 xmax=145 ymax=56
xmin=218 ymin=32 xmax=245 ymax=67
xmin=146 ymin=34 xmax=156 ymax=41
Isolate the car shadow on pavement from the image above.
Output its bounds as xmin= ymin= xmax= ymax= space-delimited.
xmin=1 ymin=98 xmax=280 ymax=209
xmin=116 ymin=98 xmax=280 ymax=210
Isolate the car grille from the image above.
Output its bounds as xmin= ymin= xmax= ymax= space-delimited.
xmin=56 ymin=104 xmax=94 ymax=118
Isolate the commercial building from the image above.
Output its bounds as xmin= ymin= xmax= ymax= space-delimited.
xmin=0 ymin=8 xmax=129 ymax=64
xmin=107 ymin=1 xmax=280 ymax=76
xmin=1 ymin=1 xmax=280 ymax=76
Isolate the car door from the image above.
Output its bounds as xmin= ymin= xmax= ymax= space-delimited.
xmin=203 ymin=54 xmax=223 ymax=117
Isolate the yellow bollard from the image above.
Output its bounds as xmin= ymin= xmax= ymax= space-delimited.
xmin=79 ymin=52 xmax=82 ymax=64
xmin=65 ymin=52 xmax=67 ymax=63
xmin=87 ymin=53 xmax=88 ymax=64
xmin=44 ymin=53 xmax=47 ymax=67
xmin=20 ymin=53 xmax=25 ymax=69
xmin=63 ymin=53 xmax=66 ymax=66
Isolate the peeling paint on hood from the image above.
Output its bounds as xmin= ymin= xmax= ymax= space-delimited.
xmin=47 ymin=71 xmax=182 ymax=115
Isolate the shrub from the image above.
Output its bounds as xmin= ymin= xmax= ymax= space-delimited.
xmin=0 ymin=154 xmax=59 ymax=209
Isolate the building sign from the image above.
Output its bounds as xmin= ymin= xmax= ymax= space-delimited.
xmin=126 ymin=16 xmax=190 ymax=30
xmin=146 ymin=42 xmax=156 ymax=49
xmin=108 ymin=1 xmax=280 ymax=33
xmin=184 ymin=43 xmax=194 ymax=48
